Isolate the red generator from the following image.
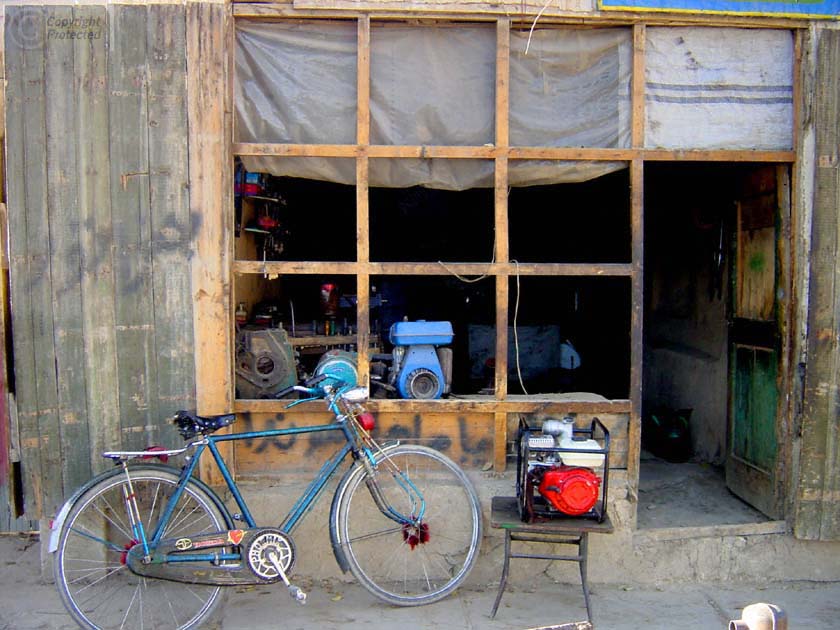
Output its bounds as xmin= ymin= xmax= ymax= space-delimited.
xmin=516 ymin=417 xmax=610 ymax=523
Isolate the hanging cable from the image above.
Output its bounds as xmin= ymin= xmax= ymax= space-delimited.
xmin=512 ymin=260 xmax=529 ymax=395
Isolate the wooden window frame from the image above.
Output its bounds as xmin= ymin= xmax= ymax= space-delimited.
xmin=224 ymin=13 xmax=798 ymax=479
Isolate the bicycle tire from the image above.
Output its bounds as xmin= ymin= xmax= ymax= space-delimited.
xmin=335 ymin=444 xmax=482 ymax=606
xmin=54 ymin=467 xmax=228 ymax=630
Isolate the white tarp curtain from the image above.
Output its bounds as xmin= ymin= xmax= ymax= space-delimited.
xmin=645 ymin=27 xmax=794 ymax=150
xmin=235 ymin=21 xmax=631 ymax=189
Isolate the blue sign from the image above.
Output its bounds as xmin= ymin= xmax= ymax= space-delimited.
xmin=599 ymin=0 xmax=840 ymax=18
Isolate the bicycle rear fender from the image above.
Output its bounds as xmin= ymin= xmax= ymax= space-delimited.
xmin=48 ymin=464 xmax=233 ymax=553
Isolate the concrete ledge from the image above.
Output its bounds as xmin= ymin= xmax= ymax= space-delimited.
xmin=633 ymin=520 xmax=788 ymax=545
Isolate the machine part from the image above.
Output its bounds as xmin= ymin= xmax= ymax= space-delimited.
xmin=542 ymin=417 xmax=575 ymax=439
xmin=388 ymin=321 xmax=453 ymax=399
xmin=404 ymin=367 xmax=441 ymax=399
xmin=516 ymin=418 xmax=610 ymax=523
xmin=436 ymin=347 xmax=453 ymax=395
xmin=535 ymin=466 xmax=601 ymax=516
xmin=236 ymin=326 xmax=297 ymax=399
xmin=395 ymin=345 xmax=446 ymax=399
xmin=314 ymin=349 xmax=358 ymax=388
xmin=246 ymin=528 xmax=296 ymax=582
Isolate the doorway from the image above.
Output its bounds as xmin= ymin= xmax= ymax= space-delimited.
xmin=641 ymin=163 xmax=789 ymax=529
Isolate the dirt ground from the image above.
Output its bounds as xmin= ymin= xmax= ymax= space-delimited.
xmin=2 ymin=533 xmax=840 ymax=630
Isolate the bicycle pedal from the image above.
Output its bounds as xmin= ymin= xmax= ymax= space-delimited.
xmin=288 ymin=585 xmax=307 ymax=605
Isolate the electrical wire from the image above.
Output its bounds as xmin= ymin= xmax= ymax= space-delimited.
xmin=512 ymin=260 xmax=529 ymax=395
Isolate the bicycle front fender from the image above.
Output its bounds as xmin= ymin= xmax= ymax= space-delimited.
xmin=48 ymin=463 xmax=233 ymax=553
xmin=328 ymin=442 xmax=402 ymax=573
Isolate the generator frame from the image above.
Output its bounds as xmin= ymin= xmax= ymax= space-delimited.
xmin=516 ymin=417 xmax=611 ymax=523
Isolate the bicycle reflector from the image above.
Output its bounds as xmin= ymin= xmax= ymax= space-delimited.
xmin=357 ymin=412 xmax=376 ymax=431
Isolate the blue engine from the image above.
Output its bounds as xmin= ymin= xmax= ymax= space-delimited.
xmin=389 ymin=321 xmax=454 ymax=400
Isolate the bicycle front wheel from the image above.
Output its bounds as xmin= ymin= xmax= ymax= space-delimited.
xmin=54 ymin=467 xmax=227 ymax=630
xmin=336 ymin=444 xmax=482 ymax=606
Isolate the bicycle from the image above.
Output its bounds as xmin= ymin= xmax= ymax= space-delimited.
xmin=48 ymin=375 xmax=483 ymax=630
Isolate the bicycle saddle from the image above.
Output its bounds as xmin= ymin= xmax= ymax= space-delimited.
xmin=174 ymin=410 xmax=236 ymax=439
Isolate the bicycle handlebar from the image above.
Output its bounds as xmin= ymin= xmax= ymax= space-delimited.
xmin=272 ymin=373 xmax=340 ymax=401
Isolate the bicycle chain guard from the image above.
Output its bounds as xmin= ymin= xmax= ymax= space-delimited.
xmin=125 ymin=527 xmax=296 ymax=586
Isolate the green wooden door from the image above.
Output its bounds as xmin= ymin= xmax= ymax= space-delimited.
xmin=726 ymin=166 xmax=785 ymax=519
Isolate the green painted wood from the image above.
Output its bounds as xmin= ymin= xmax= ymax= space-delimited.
xmin=75 ymin=4 xmax=122 ymax=474
xmin=147 ymin=4 xmax=195 ymax=446
xmin=732 ymin=346 xmax=778 ymax=472
xmin=796 ymin=29 xmax=840 ymax=541
xmin=19 ymin=7 xmax=65 ymax=518
xmin=3 ymin=6 xmax=43 ymax=519
xmin=108 ymin=4 xmax=159 ymax=452
xmin=45 ymin=6 xmax=92 ymax=497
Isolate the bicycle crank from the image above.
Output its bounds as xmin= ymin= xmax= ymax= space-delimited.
xmin=248 ymin=529 xmax=307 ymax=604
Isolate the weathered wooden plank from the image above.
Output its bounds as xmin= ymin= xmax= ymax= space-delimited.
xmin=45 ymin=6 xmax=92 ymax=495
xmin=632 ymin=24 xmax=645 ymax=149
xmin=494 ymin=18 xmax=510 ymax=448
xmin=796 ymin=29 xmax=840 ymax=541
xmin=627 ymin=158 xmax=644 ymax=500
xmin=356 ymin=158 xmax=370 ymax=387
xmin=235 ymin=398 xmax=632 ymax=415
xmin=147 ymin=3 xmax=195 ymax=446
xmin=3 ymin=6 xmax=43 ymax=519
xmin=234 ymin=411 xmax=496 ymax=474
xmin=233 ymin=261 xmax=634 ymax=276
xmin=187 ymin=1 xmax=233 ymax=484
xmin=232 ymin=410 xmax=629 ymax=474
xmin=17 ymin=6 xmax=64 ymax=516
xmin=108 ymin=4 xmax=158 ymax=452
xmin=232 ymin=142 xmax=794 ymax=163
xmin=76 ymin=4 xmax=122 ymax=472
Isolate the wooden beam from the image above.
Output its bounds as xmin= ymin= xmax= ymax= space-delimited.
xmin=493 ymin=18 xmax=511 ymax=471
xmin=627 ymin=158 xmax=644 ymax=507
xmin=232 ymin=2 xmax=811 ymax=29
xmin=357 ymin=16 xmax=370 ymax=147
xmin=234 ymin=142 xmax=795 ymax=164
xmin=234 ymin=261 xmax=634 ymax=276
xmin=632 ymin=23 xmax=645 ymax=149
xmin=187 ymin=1 xmax=233 ymax=484
xmin=355 ymin=16 xmax=371 ymax=388
xmin=235 ymin=398 xmax=632 ymax=414
xmin=641 ymin=149 xmax=795 ymax=162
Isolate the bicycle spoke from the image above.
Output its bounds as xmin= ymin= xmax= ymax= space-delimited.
xmin=92 ymin=493 xmax=133 ymax=540
xmin=146 ymin=481 xmax=163 ymax=533
xmin=339 ymin=445 xmax=481 ymax=606
xmin=70 ymin=563 xmax=126 ymax=591
xmin=118 ymin=582 xmax=140 ymax=630
xmin=55 ymin=469 xmax=226 ymax=630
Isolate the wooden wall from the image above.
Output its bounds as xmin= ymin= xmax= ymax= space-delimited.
xmin=4 ymin=4 xmax=196 ymax=520
xmin=796 ymin=28 xmax=840 ymax=541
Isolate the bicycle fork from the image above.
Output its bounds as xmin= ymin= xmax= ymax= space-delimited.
xmin=362 ymin=455 xmax=427 ymax=527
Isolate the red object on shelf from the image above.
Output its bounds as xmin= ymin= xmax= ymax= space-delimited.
xmin=538 ymin=466 xmax=601 ymax=516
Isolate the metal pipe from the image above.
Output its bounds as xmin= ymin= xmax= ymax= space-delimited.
xmin=728 ymin=603 xmax=788 ymax=630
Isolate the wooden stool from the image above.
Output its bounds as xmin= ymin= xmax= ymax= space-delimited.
xmin=490 ymin=496 xmax=614 ymax=623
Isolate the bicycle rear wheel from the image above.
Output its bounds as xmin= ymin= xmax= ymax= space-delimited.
xmin=54 ymin=467 xmax=228 ymax=630
xmin=336 ymin=444 xmax=482 ymax=606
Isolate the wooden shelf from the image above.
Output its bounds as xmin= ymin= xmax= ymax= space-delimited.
xmin=234 ymin=396 xmax=632 ymax=414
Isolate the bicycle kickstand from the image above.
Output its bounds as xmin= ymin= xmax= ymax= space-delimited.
xmin=267 ymin=551 xmax=307 ymax=605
